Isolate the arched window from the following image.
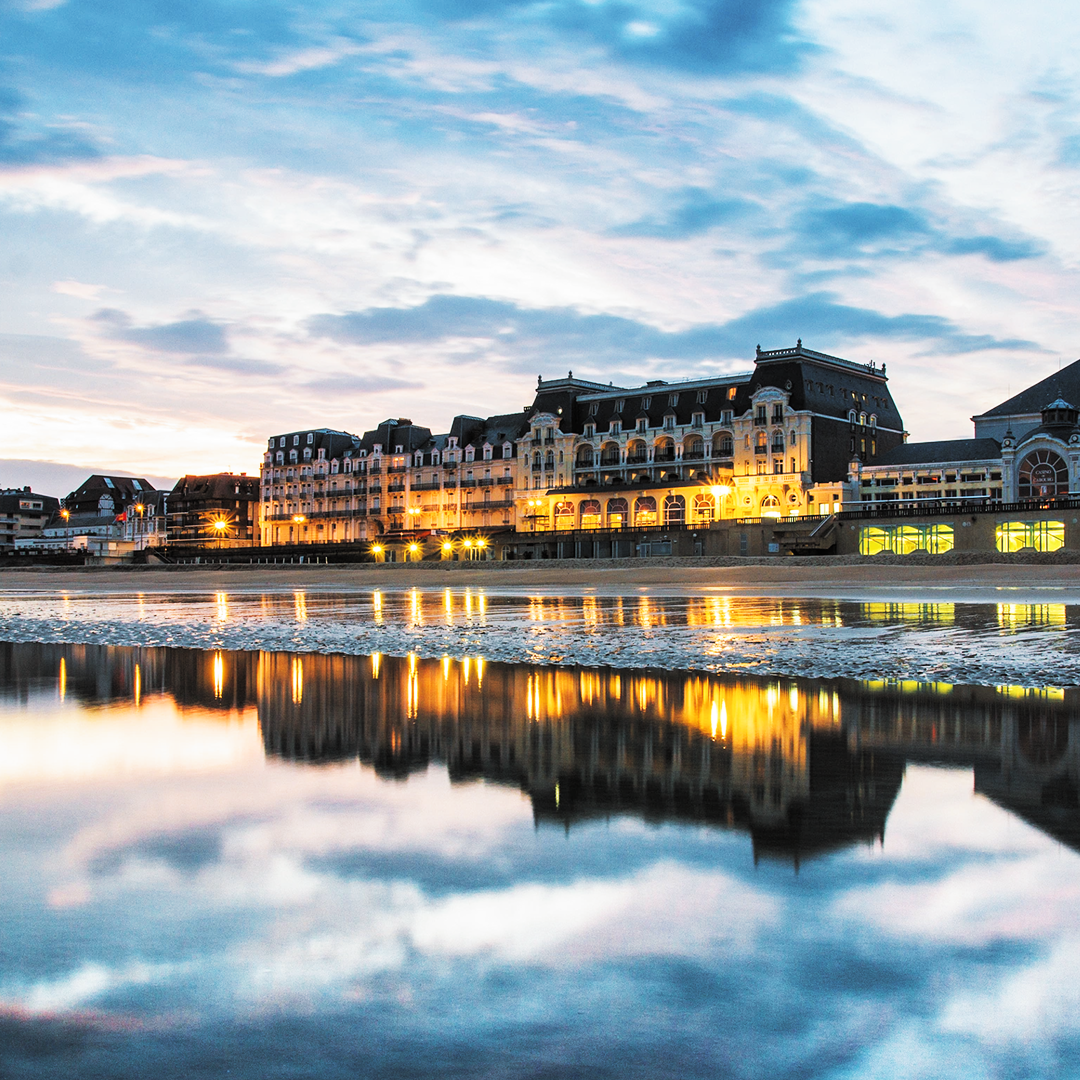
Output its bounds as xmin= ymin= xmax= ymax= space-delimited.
xmin=655 ymin=438 xmax=675 ymax=462
xmin=770 ymin=429 xmax=785 ymax=453
xmin=545 ymin=450 xmax=555 ymax=468
xmin=755 ymin=431 xmax=767 ymax=452
xmin=761 ymin=494 xmax=781 ymax=518
xmin=532 ymin=451 xmax=541 ymax=468
xmin=576 ymin=444 xmax=595 ymax=467
xmin=607 ymin=497 xmax=628 ymax=528
xmin=626 ymin=440 xmax=647 ymax=464
xmin=1019 ymin=449 xmax=1069 ymax=498
xmin=713 ymin=431 xmax=734 ymax=458
xmin=554 ymin=501 xmax=575 ymax=530
xmin=635 ymin=496 xmax=657 ymax=526
xmin=693 ymin=492 xmax=715 ymax=522
xmin=683 ymin=435 xmax=704 ymax=460
xmin=580 ymin=499 xmax=601 ymax=528
xmin=600 ymin=442 xmax=620 ymax=466
xmin=663 ymin=494 xmax=685 ymax=525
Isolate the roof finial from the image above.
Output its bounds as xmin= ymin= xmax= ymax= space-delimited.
xmin=568 ymin=370 xmax=573 ymax=378
xmin=756 ymin=344 xmax=761 ymax=356
xmin=537 ymin=374 xmax=542 ymax=388
xmin=796 ymin=338 xmax=802 ymax=349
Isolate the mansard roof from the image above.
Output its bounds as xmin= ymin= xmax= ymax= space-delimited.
xmin=976 ymin=357 xmax=1080 ymax=418
xmin=876 ymin=438 xmax=1002 ymax=466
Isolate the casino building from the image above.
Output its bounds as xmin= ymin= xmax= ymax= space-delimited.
xmin=851 ymin=358 xmax=1080 ymax=506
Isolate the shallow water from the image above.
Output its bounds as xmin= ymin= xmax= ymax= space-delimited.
xmin=4 ymin=587 xmax=1080 ymax=685
xmin=2 ymin=641 xmax=1079 ymax=1078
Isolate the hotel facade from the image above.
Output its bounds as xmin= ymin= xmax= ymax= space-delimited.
xmin=258 ymin=342 xmax=903 ymax=549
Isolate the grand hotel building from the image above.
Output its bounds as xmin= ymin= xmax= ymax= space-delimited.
xmin=259 ymin=341 xmax=904 ymax=547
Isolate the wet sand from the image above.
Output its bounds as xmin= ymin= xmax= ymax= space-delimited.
xmin=6 ymin=558 xmax=1080 ymax=603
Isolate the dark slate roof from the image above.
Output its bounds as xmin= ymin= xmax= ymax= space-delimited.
xmin=876 ymin=438 xmax=1001 ymax=466
xmin=170 ymin=474 xmax=259 ymax=500
xmin=977 ymin=358 xmax=1080 ymax=417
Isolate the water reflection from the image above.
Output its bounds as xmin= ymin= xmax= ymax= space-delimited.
xmin=4 ymin=642 xmax=1079 ymax=861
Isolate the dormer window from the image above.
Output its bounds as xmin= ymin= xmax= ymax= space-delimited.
xmin=636 ymin=417 xmax=647 ymax=432
xmin=727 ymin=387 xmax=737 ymax=400
xmin=664 ymin=413 xmax=676 ymax=430
xmin=303 ymin=447 xmax=312 ymax=460
xmin=394 ymin=444 xmax=403 ymax=454
xmin=691 ymin=411 xmax=704 ymax=428
xmin=292 ymin=435 xmax=300 ymax=446
xmin=642 ymin=396 xmax=652 ymax=409
xmin=668 ymin=393 xmax=679 ymax=407
xmin=317 ymin=448 xmax=325 ymax=460
xmin=431 ymin=451 xmax=440 ymax=465
xmin=465 ymin=446 xmax=475 ymax=462
xmin=583 ymin=423 xmax=595 ymax=438
xmin=588 ymin=402 xmax=599 ymax=416
xmin=614 ymin=399 xmax=625 ymax=412
xmin=610 ymin=418 xmax=622 ymax=433
xmin=483 ymin=445 xmax=492 ymax=460
xmin=502 ymin=442 xmax=512 ymax=457
xmin=696 ymin=389 xmax=708 ymax=404
xmin=449 ymin=436 xmax=458 ymax=448
xmin=415 ymin=452 xmax=423 ymax=467
xmin=306 ymin=433 xmax=314 ymax=444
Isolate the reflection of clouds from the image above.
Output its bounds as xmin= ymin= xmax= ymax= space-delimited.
xmin=0 ymin=700 xmax=261 ymax=787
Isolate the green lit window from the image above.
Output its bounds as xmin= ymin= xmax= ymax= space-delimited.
xmin=995 ymin=520 xmax=1065 ymax=552
xmin=859 ymin=523 xmax=955 ymax=556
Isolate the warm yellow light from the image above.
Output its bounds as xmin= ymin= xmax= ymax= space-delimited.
xmin=463 ymin=539 xmax=473 ymax=548
xmin=371 ymin=543 xmax=384 ymax=555
xmin=213 ymin=520 xmax=228 ymax=532
xmin=476 ymin=538 xmax=487 ymax=548
xmin=442 ymin=541 xmax=453 ymax=553
xmin=293 ymin=514 xmax=305 ymax=523
xmin=408 ymin=543 xmax=419 ymax=552
xmin=60 ymin=509 xmax=70 ymax=519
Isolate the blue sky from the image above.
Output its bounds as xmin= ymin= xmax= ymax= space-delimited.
xmin=1 ymin=0 xmax=1080 ymax=482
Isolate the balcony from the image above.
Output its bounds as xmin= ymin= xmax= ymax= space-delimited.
xmin=754 ymin=445 xmax=768 ymax=455
xmin=496 ymin=475 xmax=514 ymax=485
xmin=626 ymin=453 xmax=648 ymax=465
xmin=654 ymin=450 xmax=676 ymax=463
xmin=387 ymin=483 xmax=405 ymax=493
xmin=387 ymin=464 xmax=407 ymax=474
xmin=599 ymin=456 xmax=621 ymax=467
xmin=683 ymin=449 xmax=705 ymax=461
xmin=753 ymin=416 xmax=767 ymax=427
xmin=412 ymin=481 xmax=441 ymax=491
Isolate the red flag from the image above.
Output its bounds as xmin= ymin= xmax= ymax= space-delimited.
xmin=116 ymin=512 xmax=127 ymax=522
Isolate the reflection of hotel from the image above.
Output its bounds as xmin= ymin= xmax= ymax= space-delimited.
xmin=6 ymin=636 xmax=1079 ymax=861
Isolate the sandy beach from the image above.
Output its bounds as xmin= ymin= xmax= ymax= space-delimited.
xmin=6 ymin=556 xmax=1080 ymax=602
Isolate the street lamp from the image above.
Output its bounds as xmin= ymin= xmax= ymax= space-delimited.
xmin=709 ymin=484 xmax=732 ymax=522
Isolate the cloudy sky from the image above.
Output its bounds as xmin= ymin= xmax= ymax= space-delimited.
xmin=2 ymin=0 xmax=1080 ymax=486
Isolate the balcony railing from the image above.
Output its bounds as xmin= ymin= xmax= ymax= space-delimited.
xmin=626 ymin=453 xmax=648 ymax=464
xmin=683 ymin=449 xmax=705 ymax=461
xmin=599 ymin=457 xmax=621 ymax=467
xmin=654 ymin=450 xmax=676 ymax=462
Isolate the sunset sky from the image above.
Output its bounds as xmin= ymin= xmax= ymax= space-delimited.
xmin=2 ymin=0 xmax=1079 ymax=490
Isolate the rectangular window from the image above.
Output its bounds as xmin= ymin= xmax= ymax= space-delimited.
xmin=996 ymin=520 xmax=1065 ymax=552
xmin=859 ymin=524 xmax=955 ymax=556
xmin=696 ymin=389 xmax=707 ymax=404
xmin=727 ymin=387 xmax=737 ymax=400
